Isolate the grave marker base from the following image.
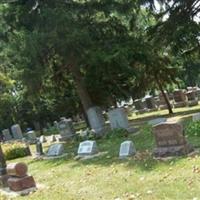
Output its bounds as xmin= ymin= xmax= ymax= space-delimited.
xmin=188 ymin=100 xmax=198 ymax=107
xmin=174 ymin=102 xmax=187 ymax=108
xmin=8 ymin=175 xmax=36 ymax=192
xmin=154 ymin=143 xmax=193 ymax=157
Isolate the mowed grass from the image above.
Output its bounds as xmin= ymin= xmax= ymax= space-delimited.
xmin=2 ymin=106 xmax=200 ymax=200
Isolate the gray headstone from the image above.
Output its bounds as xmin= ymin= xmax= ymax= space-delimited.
xmin=39 ymin=135 xmax=47 ymax=143
xmin=47 ymin=143 xmax=64 ymax=157
xmin=192 ymin=113 xmax=200 ymax=121
xmin=78 ymin=140 xmax=98 ymax=156
xmin=27 ymin=130 xmax=37 ymax=141
xmin=148 ymin=118 xmax=167 ymax=126
xmin=58 ymin=118 xmax=75 ymax=141
xmin=11 ymin=124 xmax=23 ymax=139
xmin=2 ymin=129 xmax=12 ymax=141
xmin=119 ymin=141 xmax=136 ymax=158
xmin=36 ymin=140 xmax=43 ymax=156
xmin=87 ymin=107 xmax=105 ymax=135
xmin=108 ymin=108 xmax=129 ymax=130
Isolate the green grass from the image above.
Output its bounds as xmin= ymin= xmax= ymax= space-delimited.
xmin=2 ymin=105 xmax=200 ymax=200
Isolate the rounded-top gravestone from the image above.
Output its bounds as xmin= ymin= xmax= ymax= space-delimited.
xmin=119 ymin=140 xmax=136 ymax=158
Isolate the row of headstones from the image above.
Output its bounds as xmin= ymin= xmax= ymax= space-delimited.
xmin=134 ymin=88 xmax=200 ymax=114
xmin=52 ymin=107 xmax=135 ymax=140
xmin=0 ymin=106 xmax=133 ymax=145
xmin=36 ymin=139 xmax=136 ymax=158
xmin=40 ymin=112 xmax=200 ymax=158
xmin=83 ymin=112 xmax=200 ymax=157
xmin=2 ymin=124 xmax=23 ymax=141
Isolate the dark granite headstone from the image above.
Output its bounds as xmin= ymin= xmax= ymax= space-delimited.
xmin=36 ymin=140 xmax=43 ymax=156
xmin=173 ymin=90 xmax=187 ymax=108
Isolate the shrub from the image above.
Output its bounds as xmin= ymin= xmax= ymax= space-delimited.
xmin=104 ymin=128 xmax=129 ymax=139
xmin=2 ymin=142 xmax=29 ymax=160
xmin=185 ymin=121 xmax=200 ymax=137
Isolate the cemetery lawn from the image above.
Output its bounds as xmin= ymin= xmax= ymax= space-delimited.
xmin=1 ymin=126 xmax=200 ymax=200
xmin=2 ymin=106 xmax=200 ymax=200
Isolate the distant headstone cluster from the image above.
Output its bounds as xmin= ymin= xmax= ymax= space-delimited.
xmin=133 ymin=87 xmax=200 ymax=114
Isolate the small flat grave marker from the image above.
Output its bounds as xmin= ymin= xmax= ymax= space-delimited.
xmin=47 ymin=143 xmax=64 ymax=157
xmin=119 ymin=141 xmax=136 ymax=158
xmin=77 ymin=140 xmax=98 ymax=156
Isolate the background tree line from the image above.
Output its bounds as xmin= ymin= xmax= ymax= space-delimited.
xmin=0 ymin=0 xmax=199 ymax=130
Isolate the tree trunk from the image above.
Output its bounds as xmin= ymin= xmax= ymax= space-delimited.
xmin=68 ymin=63 xmax=93 ymax=114
xmin=155 ymin=76 xmax=173 ymax=114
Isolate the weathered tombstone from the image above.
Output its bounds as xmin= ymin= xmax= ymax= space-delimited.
xmin=2 ymin=129 xmax=12 ymax=141
xmin=26 ymin=130 xmax=37 ymax=143
xmin=11 ymin=124 xmax=23 ymax=140
xmin=86 ymin=106 xmax=105 ymax=136
xmin=145 ymin=96 xmax=158 ymax=112
xmin=159 ymin=92 xmax=171 ymax=110
xmin=77 ymin=140 xmax=98 ymax=156
xmin=49 ymin=135 xmax=57 ymax=143
xmin=39 ymin=135 xmax=47 ymax=143
xmin=35 ymin=140 xmax=43 ymax=156
xmin=186 ymin=91 xmax=198 ymax=106
xmin=119 ymin=141 xmax=136 ymax=158
xmin=108 ymin=108 xmax=134 ymax=132
xmin=173 ymin=90 xmax=187 ymax=108
xmin=148 ymin=118 xmax=167 ymax=126
xmin=192 ymin=113 xmax=200 ymax=121
xmin=58 ymin=117 xmax=75 ymax=141
xmin=188 ymin=86 xmax=200 ymax=100
xmin=153 ymin=122 xmax=193 ymax=157
xmin=133 ymin=99 xmax=148 ymax=114
xmin=47 ymin=143 xmax=64 ymax=157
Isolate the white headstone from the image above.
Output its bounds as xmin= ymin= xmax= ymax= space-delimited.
xmin=40 ymin=135 xmax=47 ymax=143
xmin=11 ymin=124 xmax=23 ymax=139
xmin=148 ymin=118 xmax=167 ymax=126
xmin=78 ymin=140 xmax=98 ymax=156
xmin=119 ymin=141 xmax=136 ymax=158
xmin=2 ymin=129 xmax=12 ymax=141
xmin=108 ymin=108 xmax=129 ymax=130
xmin=193 ymin=113 xmax=200 ymax=121
xmin=87 ymin=107 xmax=105 ymax=135
xmin=47 ymin=143 xmax=64 ymax=156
